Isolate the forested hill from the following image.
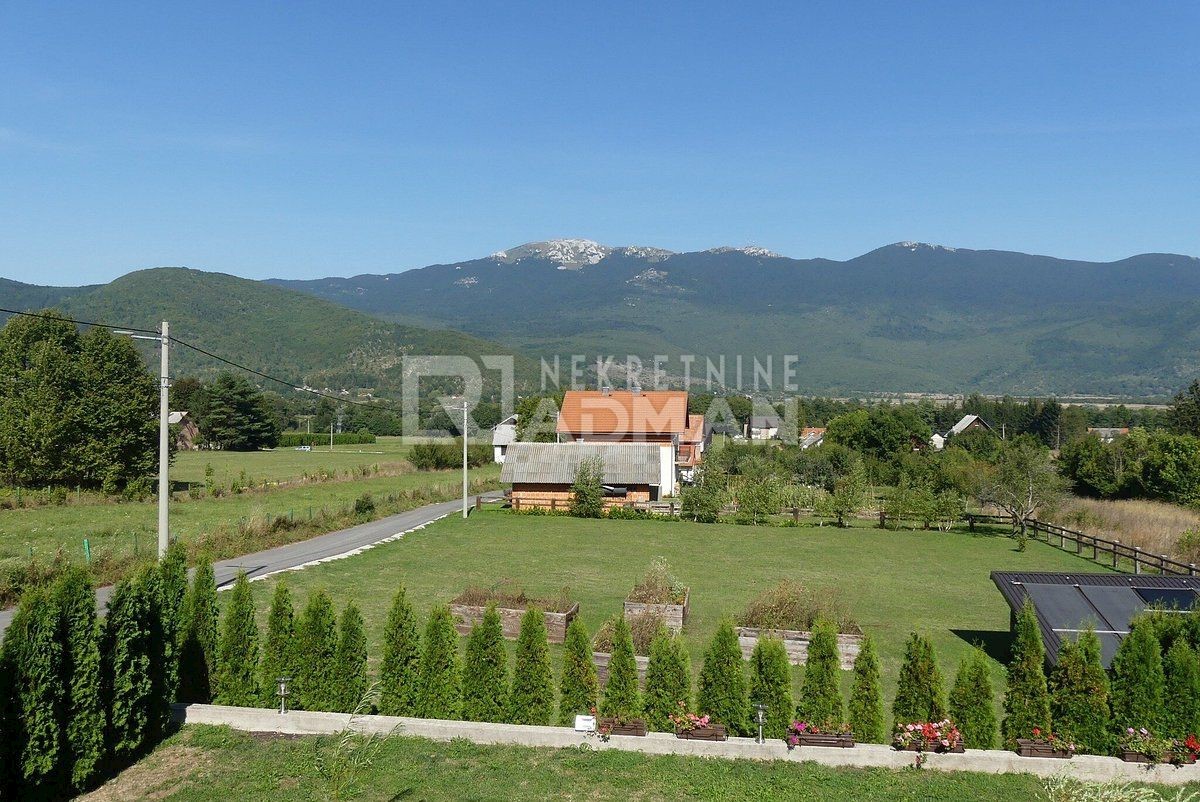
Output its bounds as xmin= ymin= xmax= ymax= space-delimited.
xmin=2 ymin=267 xmax=530 ymax=394
xmin=270 ymin=241 xmax=1200 ymax=397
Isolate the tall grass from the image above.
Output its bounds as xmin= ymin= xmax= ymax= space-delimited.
xmin=1057 ymin=497 xmax=1200 ymax=560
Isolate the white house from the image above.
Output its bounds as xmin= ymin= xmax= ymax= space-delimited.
xmin=491 ymin=414 xmax=518 ymax=463
xmin=931 ymin=414 xmax=993 ymax=450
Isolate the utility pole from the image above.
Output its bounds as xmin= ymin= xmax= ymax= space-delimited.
xmin=116 ymin=321 xmax=170 ymax=558
xmin=330 ymin=420 xmax=334 ymax=452
xmin=462 ymin=399 xmax=469 ymax=519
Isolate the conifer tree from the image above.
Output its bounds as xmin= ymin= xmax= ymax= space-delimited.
xmin=103 ymin=569 xmax=162 ymax=760
xmin=600 ymin=615 xmax=641 ymax=720
xmin=462 ymin=606 xmax=509 ymax=722
xmin=258 ymin=581 xmax=297 ymax=708
xmin=749 ymin=636 xmax=793 ymax=739
xmin=53 ymin=567 xmax=104 ymax=792
xmin=379 ymin=586 xmax=422 ymax=716
xmin=6 ymin=587 xmax=63 ymax=792
xmin=1050 ymin=629 xmax=1111 ymax=754
xmin=178 ymin=557 xmax=218 ymax=703
xmin=1110 ymin=619 xmax=1165 ymax=733
xmin=509 ymin=608 xmax=554 ymax=725
xmin=333 ymin=603 xmax=369 ymax=713
xmin=892 ymin=632 xmax=946 ymax=725
xmin=1162 ymin=639 xmax=1200 ymax=739
xmin=697 ymin=619 xmax=749 ymax=735
xmin=644 ymin=632 xmax=692 ymax=732
xmin=214 ymin=572 xmax=259 ymax=707
xmin=848 ymin=634 xmax=885 ymax=743
xmin=557 ymin=618 xmax=599 ymax=727
xmin=949 ymin=647 xmax=997 ymax=749
xmin=158 ymin=540 xmax=188 ymax=704
xmin=797 ymin=620 xmax=843 ymax=728
xmin=295 ymin=590 xmax=338 ymax=711
xmin=1002 ymin=600 xmax=1052 ymax=745
xmin=417 ymin=605 xmax=461 ymax=719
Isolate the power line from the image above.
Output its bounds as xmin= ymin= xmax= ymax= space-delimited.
xmin=0 ymin=306 xmax=159 ymax=335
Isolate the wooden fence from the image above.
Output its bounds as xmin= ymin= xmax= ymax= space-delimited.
xmin=965 ymin=513 xmax=1198 ymax=577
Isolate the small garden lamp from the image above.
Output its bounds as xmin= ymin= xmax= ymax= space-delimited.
xmin=277 ymin=676 xmax=292 ymax=714
xmin=754 ymin=703 xmax=767 ymax=744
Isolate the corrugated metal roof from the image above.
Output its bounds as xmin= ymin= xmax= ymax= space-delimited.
xmin=500 ymin=442 xmax=664 ymax=485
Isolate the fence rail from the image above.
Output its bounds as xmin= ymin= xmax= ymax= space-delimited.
xmin=965 ymin=513 xmax=1198 ymax=577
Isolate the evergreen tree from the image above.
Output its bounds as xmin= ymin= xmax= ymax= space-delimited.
xmin=1002 ymin=600 xmax=1053 ymax=745
xmin=1162 ymin=639 xmax=1200 ymax=739
xmin=379 ymin=586 xmax=422 ymax=716
xmin=178 ymin=557 xmax=218 ymax=704
xmin=417 ymin=605 xmax=461 ymax=719
xmin=557 ymin=618 xmax=599 ymax=727
xmin=848 ymin=634 xmax=885 ymax=744
xmin=949 ymin=647 xmax=997 ymax=749
xmin=193 ymin=371 xmax=281 ymax=450
xmin=697 ymin=619 xmax=749 ymax=736
xmin=748 ymin=636 xmax=793 ymax=739
xmin=462 ymin=606 xmax=509 ymax=722
xmin=258 ymin=581 xmax=297 ymax=709
xmin=333 ymin=603 xmax=369 ymax=713
xmin=5 ymin=587 xmax=64 ymax=792
xmin=797 ymin=620 xmax=843 ymax=728
xmin=53 ymin=567 xmax=104 ymax=792
xmin=158 ymin=540 xmax=188 ymax=704
xmin=569 ymin=456 xmax=604 ymax=518
xmin=892 ymin=632 xmax=946 ymax=725
xmin=295 ymin=590 xmax=338 ymax=711
xmin=214 ymin=572 xmax=259 ymax=707
xmin=1111 ymin=619 xmax=1165 ymax=732
xmin=644 ymin=632 xmax=692 ymax=732
xmin=599 ymin=615 xmax=641 ymax=720
xmin=1050 ymin=630 xmax=1111 ymax=754
xmin=509 ymin=608 xmax=554 ymax=725
xmin=102 ymin=569 xmax=161 ymax=761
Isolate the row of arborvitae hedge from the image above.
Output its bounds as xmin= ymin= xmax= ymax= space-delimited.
xmin=277 ymin=432 xmax=377 ymax=447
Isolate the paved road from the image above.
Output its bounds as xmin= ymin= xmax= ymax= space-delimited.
xmin=0 ymin=492 xmax=500 ymax=637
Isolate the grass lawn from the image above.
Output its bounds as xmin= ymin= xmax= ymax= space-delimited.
xmin=242 ymin=508 xmax=1114 ymax=721
xmin=171 ymin=436 xmax=415 ymax=485
xmin=81 ymin=725 xmax=1072 ymax=801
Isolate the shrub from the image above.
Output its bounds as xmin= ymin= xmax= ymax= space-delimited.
xmin=214 ymin=572 xmax=259 ymax=707
xmin=892 ymin=632 xmax=946 ymax=725
xmin=569 ymin=456 xmax=604 ymax=518
xmin=408 ymin=440 xmax=489 ymax=470
xmin=352 ymin=493 xmax=375 ymax=517
xmin=847 ymin=634 xmax=884 ymax=743
xmin=1049 ymin=628 xmax=1112 ymax=754
xmin=178 ymin=557 xmax=218 ymax=704
xmin=4 ymin=586 xmax=63 ymax=791
xmin=748 ymin=636 xmax=793 ymax=739
xmin=295 ymin=590 xmax=338 ymax=711
xmin=697 ymin=619 xmax=749 ymax=736
xmin=462 ymin=606 xmax=509 ymax=723
xmin=278 ymin=431 xmax=376 ymax=447
xmin=644 ymin=633 xmax=692 ymax=732
xmin=53 ymin=567 xmax=104 ymax=792
xmin=736 ymin=580 xmax=860 ymax=635
xmin=333 ymin=603 xmax=368 ymax=714
xmin=1162 ymin=639 xmax=1200 ymax=739
xmin=1002 ymin=600 xmax=1052 ymax=746
xmin=417 ymin=606 xmax=461 ymax=720
xmin=600 ymin=616 xmax=641 ymax=720
xmin=1110 ymin=619 xmax=1165 ymax=733
xmin=949 ymin=647 xmax=997 ymax=749
xmin=379 ymin=587 xmax=422 ymax=717
xmin=627 ymin=557 xmax=687 ymax=605
xmin=451 ymin=582 xmax=575 ymax=613
xmin=796 ymin=620 xmax=843 ymax=728
xmin=103 ymin=567 xmax=166 ymax=761
xmin=594 ymin=612 xmax=667 ymax=656
xmin=508 ymin=607 xmax=554 ymax=725
xmin=158 ymin=541 xmax=188 ymax=704
xmin=557 ymin=619 xmax=598 ymax=727
xmin=258 ymin=581 xmax=297 ymax=709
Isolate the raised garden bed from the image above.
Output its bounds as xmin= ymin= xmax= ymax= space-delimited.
xmin=624 ymin=558 xmax=690 ymax=634
xmin=624 ymin=589 xmax=689 ymax=634
xmin=791 ymin=732 xmax=855 ymax=748
xmin=1016 ymin=739 xmax=1073 ymax=759
xmin=676 ymin=724 xmax=727 ymax=741
xmin=735 ymin=627 xmax=862 ymax=670
xmin=449 ymin=585 xmax=578 ymax=643
xmin=592 ymin=652 xmax=650 ymax=686
xmin=598 ymin=717 xmax=647 ymax=737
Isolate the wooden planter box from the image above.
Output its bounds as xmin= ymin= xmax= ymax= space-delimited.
xmin=793 ymin=732 xmax=855 ymax=748
xmin=1015 ymin=739 xmax=1073 ymax=759
xmin=599 ymin=717 xmax=647 ymax=737
xmin=676 ymin=724 xmax=727 ymax=741
xmin=736 ymin=627 xmax=862 ymax=670
xmin=592 ymin=652 xmax=650 ymax=687
xmin=1120 ymin=749 xmax=1197 ymax=765
xmin=896 ymin=741 xmax=965 ymax=754
xmin=450 ymin=602 xmax=579 ymax=644
xmin=624 ymin=588 xmax=689 ymax=633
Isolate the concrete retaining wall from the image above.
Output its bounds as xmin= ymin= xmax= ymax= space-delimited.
xmin=172 ymin=703 xmax=1200 ymax=786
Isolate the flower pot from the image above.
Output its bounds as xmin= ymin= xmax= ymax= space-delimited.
xmin=793 ymin=732 xmax=855 ymax=748
xmin=1015 ymin=739 xmax=1073 ymax=759
xmin=1120 ymin=749 xmax=1197 ymax=765
xmin=675 ymin=724 xmax=727 ymax=741
xmin=897 ymin=741 xmax=964 ymax=754
xmin=598 ymin=717 xmax=647 ymax=737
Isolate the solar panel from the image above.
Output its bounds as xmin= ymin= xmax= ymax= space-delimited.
xmin=1024 ymin=583 xmax=1105 ymax=633
xmin=1078 ymin=585 xmax=1144 ymax=633
xmin=1134 ymin=587 xmax=1199 ymax=610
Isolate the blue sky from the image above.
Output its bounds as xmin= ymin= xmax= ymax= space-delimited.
xmin=2 ymin=2 xmax=1198 ymax=285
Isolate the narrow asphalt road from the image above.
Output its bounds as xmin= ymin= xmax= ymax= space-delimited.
xmin=0 ymin=492 xmax=500 ymax=637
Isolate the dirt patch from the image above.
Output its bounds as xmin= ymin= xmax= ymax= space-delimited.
xmin=80 ymin=745 xmax=214 ymax=801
